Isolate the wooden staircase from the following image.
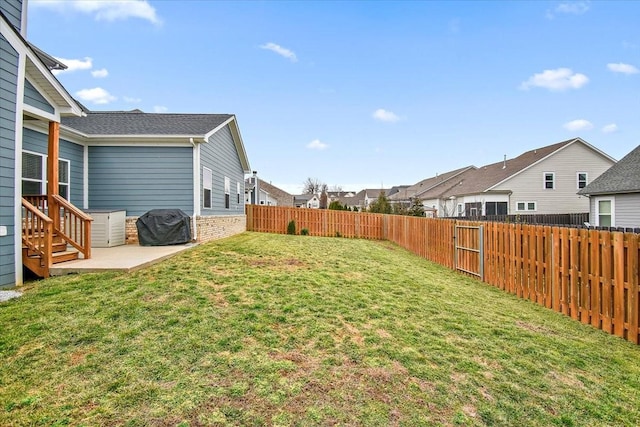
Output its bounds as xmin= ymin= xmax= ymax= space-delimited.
xmin=22 ymin=195 xmax=92 ymax=278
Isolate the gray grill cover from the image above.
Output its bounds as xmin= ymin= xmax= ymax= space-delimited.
xmin=136 ymin=209 xmax=191 ymax=246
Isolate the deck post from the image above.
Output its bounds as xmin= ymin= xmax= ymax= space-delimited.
xmin=47 ymin=121 xmax=60 ymax=226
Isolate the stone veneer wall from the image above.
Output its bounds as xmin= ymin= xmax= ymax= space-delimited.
xmin=125 ymin=215 xmax=246 ymax=244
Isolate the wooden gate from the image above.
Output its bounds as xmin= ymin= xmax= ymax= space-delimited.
xmin=454 ymin=224 xmax=484 ymax=280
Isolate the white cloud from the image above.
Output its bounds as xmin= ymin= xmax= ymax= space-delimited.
xmin=519 ymin=68 xmax=588 ymax=91
xmin=91 ymin=68 xmax=109 ymax=78
xmin=75 ymin=87 xmax=116 ymax=105
xmin=607 ymin=62 xmax=639 ymax=75
xmin=547 ymin=2 xmax=590 ymax=19
xmin=153 ymin=105 xmax=169 ymax=113
xmin=124 ymin=96 xmax=142 ymax=103
xmin=307 ymin=139 xmax=328 ymax=150
xmin=563 ymin=119 xmax=593 ymax=131
xmin=51 ymin=57 xmax=92 ymax=75
xmin=30 ymin=0 xmax=161 ymax=25
xmin=602 ymin=123 xmax=618 ymax=133
xmin=372 ymin=109 xmax=400 ymax=123
xmin=260 ymin=42 xmax=297 ymax=62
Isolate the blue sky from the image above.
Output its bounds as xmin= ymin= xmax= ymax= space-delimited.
xmin=27 ymin=0 xmax=639 ymax=194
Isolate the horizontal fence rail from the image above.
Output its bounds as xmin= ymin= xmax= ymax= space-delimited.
xmin=246 ymin=205 xmax=640 ymax=344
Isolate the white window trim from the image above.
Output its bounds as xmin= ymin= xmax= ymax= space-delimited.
xmin=595 ymin=196 xmax=615 ymax=227
xmin=456 ymin=203 xmax=463 ymax=216
xmin=237 ymin=182 xmax=241 ymax=204
xmin=22 ymin=150 xmax=46 ymax=195
xmin=224 ymin=176 xmax=231 ymax=209
xmin=516 ymin=201 xmax=537 ymax=212
xmin=577 ymin=172 xmax=588 ymax=190
xmin=203 ymin=166 xmax=212 ymax=209
xmin=22 ymin=150 xmax=71 ymax=200
xmin=543 ymin=172 xmax=555 ymax=190
xmin=58 ymin=158 xmax=70 ymax=200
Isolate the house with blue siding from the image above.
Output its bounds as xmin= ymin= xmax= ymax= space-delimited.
xmin=59 ymin=111 xmax=251 ymax=242
xmin=0 ymin=2 xmax=251 ymax=288
xmin=1 ymin=1 xmax=85 ymax=288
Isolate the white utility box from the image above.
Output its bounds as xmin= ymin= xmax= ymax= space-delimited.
xmin=85 ymin=210 xmax=126 ymax=247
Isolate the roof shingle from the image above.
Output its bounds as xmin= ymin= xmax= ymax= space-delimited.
xmin=62 ymin=111 xmax=233 ymax=135
xmin=578 ymin=144 xmax=640 ymax=195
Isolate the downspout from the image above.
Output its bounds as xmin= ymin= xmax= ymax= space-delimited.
xmin=191 ymin=138 xmax=199 ymax=241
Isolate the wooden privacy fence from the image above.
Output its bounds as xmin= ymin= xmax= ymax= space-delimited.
xmin=246 ymin=205 xmax=640 ymax=344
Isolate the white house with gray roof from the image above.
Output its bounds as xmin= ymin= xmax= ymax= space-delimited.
xmin=578 ymin=144 xmax=640 ymax=229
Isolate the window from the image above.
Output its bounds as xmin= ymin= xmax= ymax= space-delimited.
xmin=485 ymin=201 xmax=508 ymax=216
xmin=237 ymin=182 xmax=241 ymax=204
xmin=544 ymin=172 xmax=555 ymax=189
xmin=596 ymin=198 xmax=614 ymax=227
xmin=22 ymin=152 xmax=70 ymax=200
xmin=224 ymin=176 xmax=231 ymax=209
xmin=516 ymin=201 xmax=536 ymax=211
xmin=22 ymin=152 xmax=44 ymax=195
xmin=456 ymin=203 xmax=463 ymax=216
xmin=203 ymin=167 xmax=212 ymax=209
xmin=58 ymin=159 xmax=70 ymax=200
xmin=577 ymin=172 xmax=588 ymax=189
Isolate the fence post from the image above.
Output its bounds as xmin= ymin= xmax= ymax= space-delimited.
xmin=479 ymin=225 xmax=484 ymax=281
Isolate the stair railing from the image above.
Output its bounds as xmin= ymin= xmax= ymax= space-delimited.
xmin=52 ymin=194 xmax=93 ymax=259
xmin=21 ymin=197 xmax=53 ymax=273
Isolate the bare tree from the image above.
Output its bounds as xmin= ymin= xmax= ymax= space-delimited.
xmin=302 ymin=177 xmax=325 ymax=194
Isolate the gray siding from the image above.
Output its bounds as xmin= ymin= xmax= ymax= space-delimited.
xmin=493 ymin=142 xmax=614 ymax=214
xmin=0 ymin=34 xmax=18 ymax=288
xmin=200 ymin=124 xmax=245 ymax=216
xmin=24 ymin=78 xmax=54 ymax=114
xmin=614 ymin=193 xmax=640 ymax=228
xmin=88 ymin=145 xmax=193 ymax=216
xmin=0 ymin=0 xmax=23 ymax=31
xmin=22 ymin=128 xmax=85 ymax=207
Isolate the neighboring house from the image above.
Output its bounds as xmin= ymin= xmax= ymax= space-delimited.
xmin=0 ymin=3 xmax=251 ymax=288
xmin=354 ymin=188 xmax=389 ymax=211
xmin=293 ymin=194 xmax=320 ymax=208
xmin=389 ymin=166 xmax=474 ymax=209
xmin=416 ymin=138 xmax=615 ymax=217
xmin=578 ymin=144 xmax=640 ymax=228
xmin=245 ymin=176 xmax=294 ymax=206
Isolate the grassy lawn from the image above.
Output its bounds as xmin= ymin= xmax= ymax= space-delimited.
xmin=1 ymin=232 xmax=639 ymax=426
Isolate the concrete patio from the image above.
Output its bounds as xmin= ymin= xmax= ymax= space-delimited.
xmin=49 ymin=243 xmax=198 ymax=276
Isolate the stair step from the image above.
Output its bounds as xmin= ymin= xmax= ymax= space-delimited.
xmin=52 ymin=250 xmax=79 ymax=264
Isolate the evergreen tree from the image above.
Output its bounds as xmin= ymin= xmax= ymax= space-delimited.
xmin=368 ymin=191 xmax=392 ymax=214
xmin=408 ymin=197 xmax=426 ymax=217
xmin=329 ymin=200 xmax=343 ymax=210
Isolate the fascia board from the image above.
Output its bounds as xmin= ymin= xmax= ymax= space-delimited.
xmin=205 ymin=115 xmax=251 ymax=173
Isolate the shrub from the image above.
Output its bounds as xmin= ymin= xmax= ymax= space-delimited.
xmin=301 ymin=228 xmax=309 ymax=236
xmin=287 ymin=220 xmax=296 ymax=235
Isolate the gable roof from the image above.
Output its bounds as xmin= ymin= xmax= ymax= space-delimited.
xmin=247 ymin=178 xmax=294 ymax=206
xmin=438 ymin=138 xmax=613 ymax=198
xmin=578 ymin=144 xmax=640 ymax=196
xmin=1 ymin=11 xmax=83 ymax=117
xmin=61 ymin=111 xmax=234 ymax=136
xmin=390 ymin=166 xmax=475 ymax=201
xmin=61 ymin=110 xmax=251 ymax=173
